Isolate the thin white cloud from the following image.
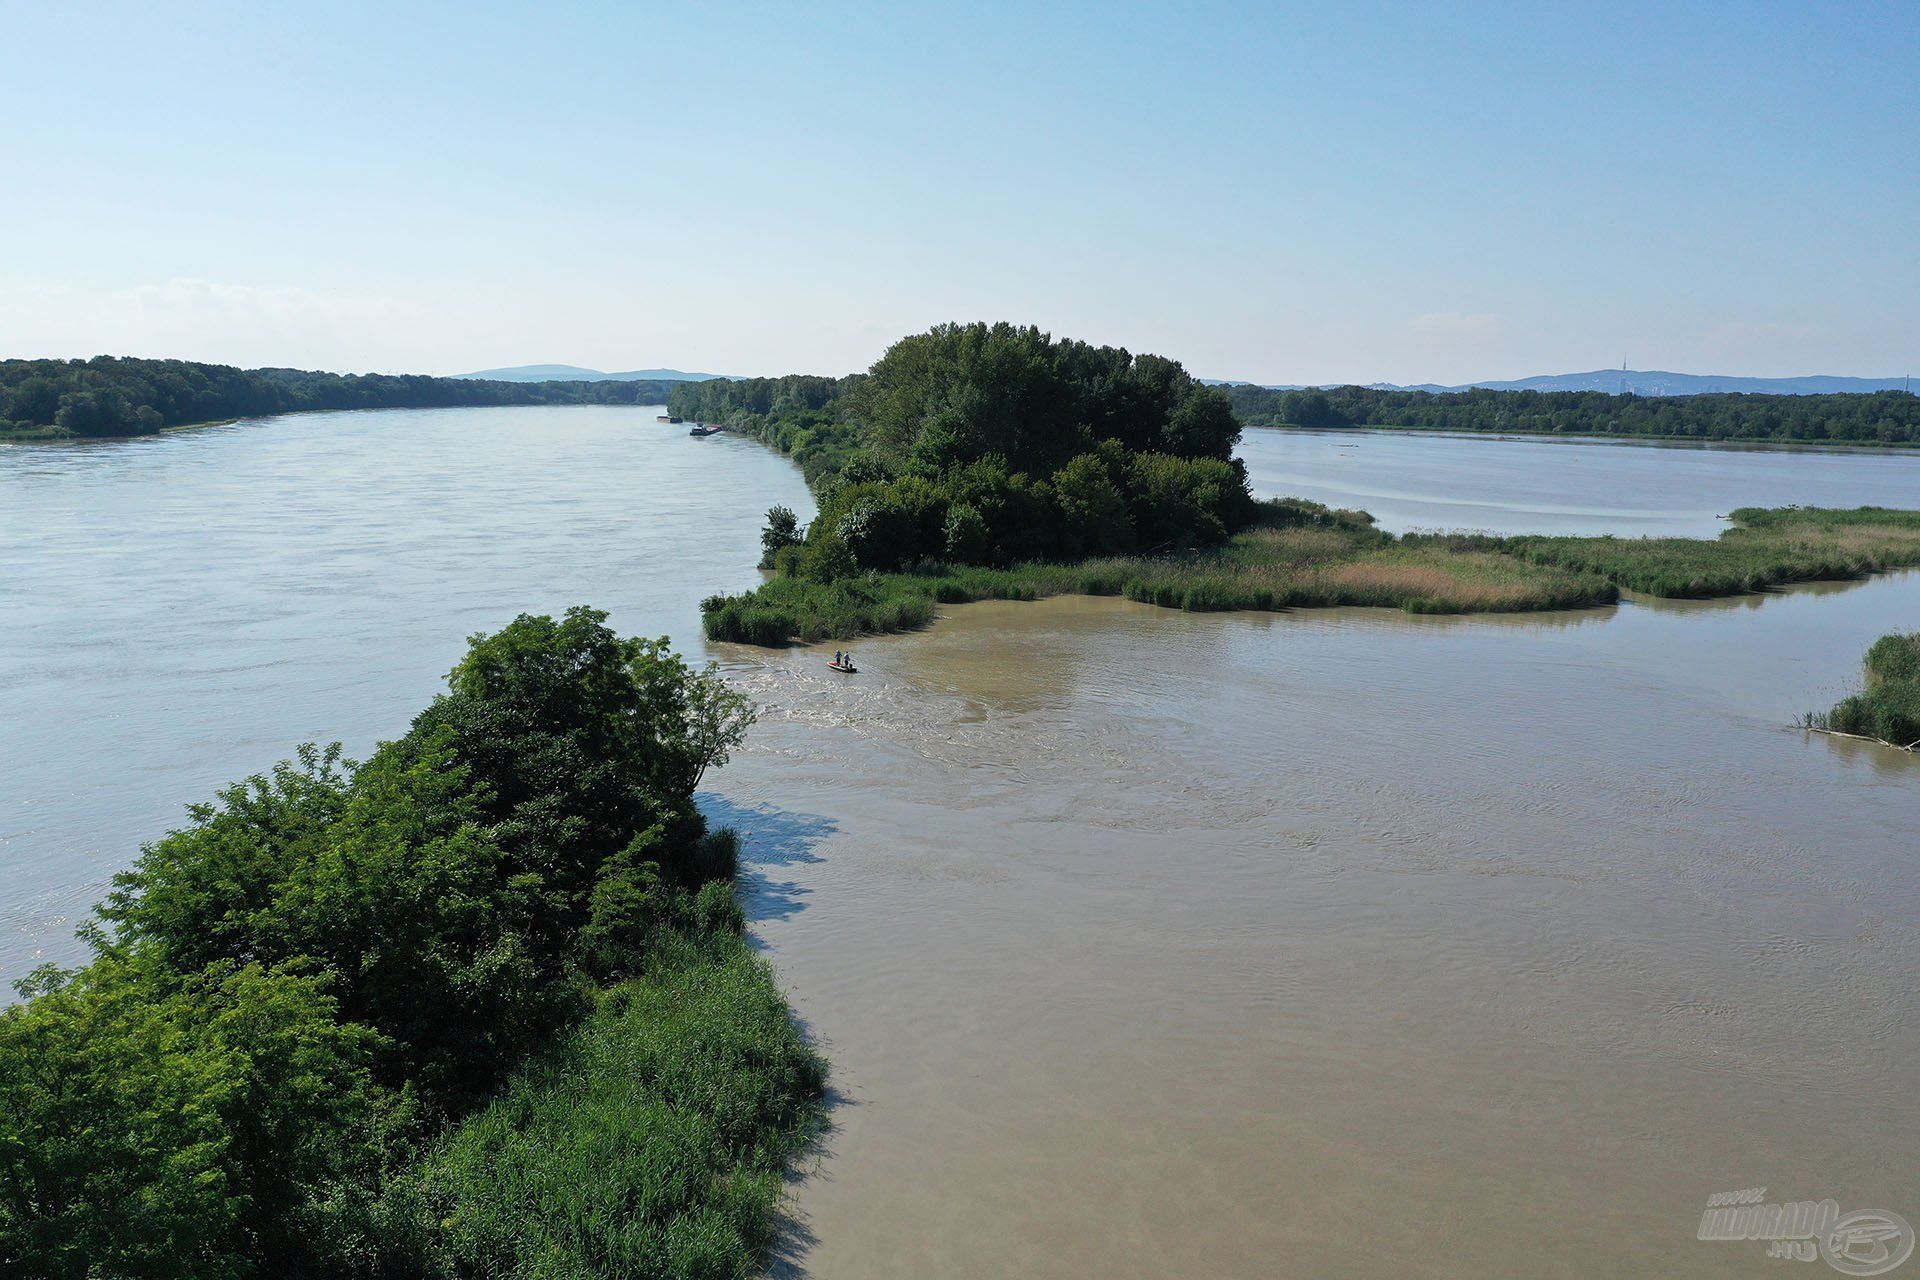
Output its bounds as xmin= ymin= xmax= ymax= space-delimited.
xmin=0 ymin=278 xmax=431 ymax=371
xmin=1408 ymin=311 xmax=1502 ymax=338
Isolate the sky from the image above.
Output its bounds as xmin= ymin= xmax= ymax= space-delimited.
xmin=1 ymin=1 xmax=1915 ymax=384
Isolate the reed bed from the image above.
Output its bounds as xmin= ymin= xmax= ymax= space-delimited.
xmin=1809 ymin=631 xmax=1920 ymax=751
xmin=704 ymin=506 xmax=1920 ymax=648
xmin=1507 ymin=506 xmax=1920 ymax=598
xmin=704 ymin=526 xmax=1613 ymax=644
xmin=393 ymin=931 xmax=827 ymax=1279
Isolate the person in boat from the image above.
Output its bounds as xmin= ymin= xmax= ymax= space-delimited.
xmin=834 ymin=650 xmax=843 ymax=667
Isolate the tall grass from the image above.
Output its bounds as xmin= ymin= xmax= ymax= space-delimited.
xmin=387 ymin=929 xmax=826 ymax=1279
xmin=1507 ymin=506 xmax=1920 ymax=598
xmin=703 ymin=525 xmax=1614 ymax=645
xmin=1811 ymin=631 xmax=1920 ymax=751
xmin=704 ymin=505 xmax=1920 ymax=648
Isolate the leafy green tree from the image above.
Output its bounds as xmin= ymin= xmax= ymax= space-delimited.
xmin=1 ymin=609 xmax=770 ymax=1277
xmin=1052 ymin=453 xmax=1134 ymax=555
xmin=0 ymin=955 xmax=385 ymax=1280
xmin=1162 ymin=385 xmax=1241 ymax=457
xmin=4 ymin=375 xmax=60 ymax=424
xmin=759 ymin=506 xmax=802 ymax=567
xmin=942 ymin=503 xmax=991 ymax=562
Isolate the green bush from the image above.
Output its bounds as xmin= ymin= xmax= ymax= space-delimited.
xmin=1816 ymin=630 xmax=1920 ymax=749
xmin=0 ymin=610 xmax=809 ymax=1279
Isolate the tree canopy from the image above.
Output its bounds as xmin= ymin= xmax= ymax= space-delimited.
xmin=677 ymin=323 xmax=1257 ymax=614
xmin=1222 ymin=383 xmax=1920 ymax=445
xmin=0 ymin=357 xmax=690 ymax=439
xmin=0 ymin=609 xmax=762 ymax=1277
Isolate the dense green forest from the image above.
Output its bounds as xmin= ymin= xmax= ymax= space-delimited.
xmin=0 ymin=609 xmax=824 ymax=1279
xmin=1223 ymin=384 xmax=1920 ymax=445
xmin=676 ymin=323 xmax=1257 ymax=642
xmin=0 ymin=357 xmax=688 ymax=440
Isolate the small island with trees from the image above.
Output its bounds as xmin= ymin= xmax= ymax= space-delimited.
xmin=680 ymin=324 xmax=1920 ymax=646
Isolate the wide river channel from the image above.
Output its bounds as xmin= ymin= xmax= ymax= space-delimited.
xmin=4 ymin=407 xmax=1917 ymax=1277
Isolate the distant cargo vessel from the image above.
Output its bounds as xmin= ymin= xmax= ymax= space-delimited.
xmin=689 ymin=424 xmax=721 ymax=437
xmin=655 ymin=414 xmax=684 ymax=423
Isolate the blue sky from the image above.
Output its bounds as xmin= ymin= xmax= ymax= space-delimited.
xmin=2 ymin=1 xmax=1914 ymax=382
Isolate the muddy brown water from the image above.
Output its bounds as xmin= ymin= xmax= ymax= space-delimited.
xmin=4 ymin=407 xmax=1917 ymax=1276
xmin=714 ymin=584 xmax=1919 ymax=1277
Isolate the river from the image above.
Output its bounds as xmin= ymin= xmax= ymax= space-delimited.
xmin=1235 ymin=424 xmax=1920 ymax=535
xmin=3 ymin=408 xmax=1916 ymax=1277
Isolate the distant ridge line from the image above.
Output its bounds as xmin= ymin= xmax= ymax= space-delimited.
xmin=1202 ymin=369 xmax=1915 ymax=397
xmin=457 ymin=364 xmax=732 ymax=383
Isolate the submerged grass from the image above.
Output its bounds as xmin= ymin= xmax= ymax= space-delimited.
xmin=388 ymin=928 xmax=826 ymax=1279
xmin=1810 ymin=631 xmax=1920 ymax=751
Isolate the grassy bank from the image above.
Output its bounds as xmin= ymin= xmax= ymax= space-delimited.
xmin=704 ymin=506 xmax=1617 ymax=644
xmin=705 ymin=504 xmax=1920 ymax=646
xmin=1506 ymin=506 xmax=1920 ymax=597
xmin=1810 ymin=632 xmax=1920 ymax=750
xmin=388 ymin=929 xmax=825 ymax=1279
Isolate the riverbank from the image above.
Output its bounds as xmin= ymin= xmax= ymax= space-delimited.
xmin=0 ymin=355 xmax=686 ymax=441
xmin=704 ymin=503 xmax=1920 ymax=645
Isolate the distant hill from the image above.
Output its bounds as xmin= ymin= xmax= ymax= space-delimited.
xmin=1208 ymin=369 xmax=1913 ymax=397
xmin=459 ymin=364 xmax=728 ymax=383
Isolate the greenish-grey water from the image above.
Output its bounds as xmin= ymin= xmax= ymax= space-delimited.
xmin=3 ymin=406 xmax=1917 ymax=1277
xmin=0 ymin=406 xmax=813 ymax=981
xmin=1236 ymin=425 xmax=1920 ymax=535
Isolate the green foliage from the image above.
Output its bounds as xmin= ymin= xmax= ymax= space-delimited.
xmin=839 ymin=322 xmax=1239 ymax=474
xmin=1814 ymin=631 xmax=1920 ymax=749
xmin=1864 ymin=631 xmax=1920 ymax=686
xmin=0 ymin=610 xmax=810 ymax=1279
xmin=672 ymin=323 xmax=1258 ymax=592
xmin=1224 ymin=383 xmax=1920 ymax=445
xmin=0 ymin=357 xmax=690 ymax=440
xmin=758 ymin=505 xmax=802 ymax=568
xmin=1506 ymin=507 xmax=1920 ymax=597
xmin=1052 ymin=451 xmax=1134 ymax=556
xmin=943 ymin=502 xmax=992 ymax=562
xmin=387 ymin=934 xmax=823 ymax=1280
xmin=408 ymin=608 xmax=754 ymax=933
xmin=0 ymin=954 xmax=386 ymax=1280
xmin=705 ymin=503 xmax=1920 ymax=647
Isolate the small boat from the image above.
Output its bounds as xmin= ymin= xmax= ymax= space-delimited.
xmin=689 ymin=424 xmax=721 ymax=437
xmin=828 ymin=659 xmax=857 ymax=673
